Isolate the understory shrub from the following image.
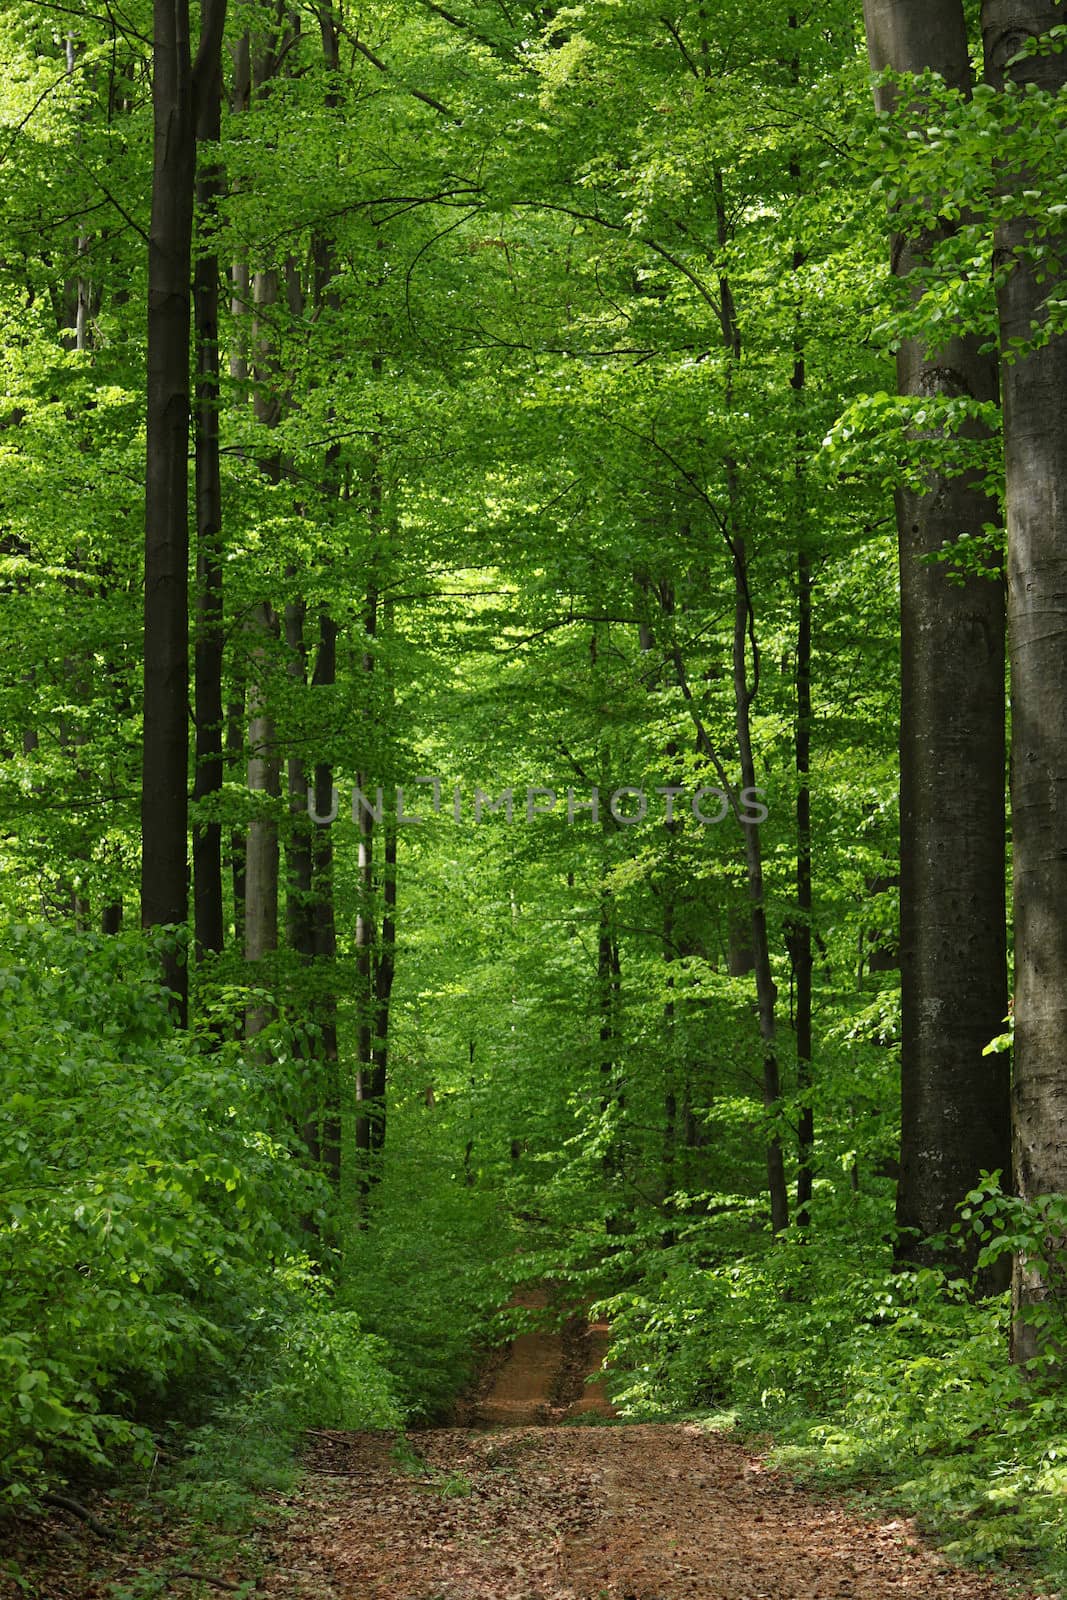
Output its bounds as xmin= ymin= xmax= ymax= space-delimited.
xmin=0 ymin=923 xmax=398 ymax=1503
xmin=601 ymin=1207 xmax=1067 ymax=1580
xmin=342 ymin=1142 xmax=512 ymax=1420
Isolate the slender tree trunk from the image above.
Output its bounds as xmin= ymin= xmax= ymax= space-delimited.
xmin=791 ymin=215 xmax=815 ymax=1227
xmin=242 ymin=251 xmax=284 ymax=1040
xmin=309 ymin=612 xmax=341 ymax=1185
xmin=794 ymin=531 xmax=815 ymax=1226
xmin=299 ymin=9 xmax=344 ymax=1179
xmin=981 ymin=0 xmax=1067 ymax=1362
xmin=731 ymin=522 xmax=789 ymax=1236
xmin=244 ymin=602 xmax=279 ymax=1038
xmin=635 ymin=576 xmax=682 ymax=1225
xmin=367 ymin=584 xmax=399 ymax=1169
xmin=355 ymin=352 xmax=389 ymax=1192
xmin=712 ymin=165 xmax=789 ymax=1235
xmin=786 ymin=15 xmax=815 ymax=1226
xmin=863 ymin=0 xmax=1010 ymax=1282
xmin=225 ymin=132 xmax=251 ymax=969
xmin=226 ymin=676 xmax=247 ymax=953
xmin=598 ymin=895 xmax=624 ymax=1231
xmin=142 ymin=0 xmax=196 ymax=1018
xmin=354 ymin=581 xmax=379 ymax=1191
xmin=285 ymin=594 xmax=315 ymax=957
xmin=662 ymin=863 xmax=679 ymax=1235
xmin=191 ymin=0 xmax=227 ymax=961
xmin=369 ymin=817 xmax=397 ymax=1158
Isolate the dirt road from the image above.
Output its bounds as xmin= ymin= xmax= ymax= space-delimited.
xmin=3 ymin=1304 xmax=1048 ymax=1599
xmin=259 ymin=1307 xmax=1045 ymax=1600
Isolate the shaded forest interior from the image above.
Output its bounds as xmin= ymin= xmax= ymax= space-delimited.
xmin=3 ymin=0 xmax=1067 ymax=1596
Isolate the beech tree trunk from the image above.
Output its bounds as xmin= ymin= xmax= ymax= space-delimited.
xmin=226 ymin=676 xmax=247 ymax=952
xmin=242 ymin=250 xmax=284 ymax=1039
xmin=792 ymin=204 xmax=815 ymax=1228
xmin=794 ymin=543 xmax=814 ymax=1226
xmin=862 ymin=0 xmax=1010 ymax=1281
xmin=732 ymin=526 xmax=789 ymax=1237
xmin=299 ymin=8 xmax=344 ymax=1183
xmin=354 ymin=582 xmax=380 ymax=1189
xmin=711 ymin=163 xmax=789 ymax=1236
xmin=981 ymin=0 xmax=1067 ymax=1363
xmin=244 ymin=602 xmax=280 ymax=1038
xmin=309 ymin=612 xmax=341 ymax=1185
xmin=285 ymin=594 xmax=315 ymax=957
xmin=142 ymin=0 xmax=197 ymax=1018
xmin=191 ymin=0 xmax=227 ymax=961
xmin=370 ymin=817 xmax=397 ymax=1154
xmin=225 ymin=98 xmax=250 ymax=966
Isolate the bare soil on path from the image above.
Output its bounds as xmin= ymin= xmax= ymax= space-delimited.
xmin=266 ymin=1423 xmax=1045 ymax=1600
xmin=257 ymin=1303 xmax=1047 ymax=1600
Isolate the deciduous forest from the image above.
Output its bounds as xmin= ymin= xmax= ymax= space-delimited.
xmin=2 ymin=1 xmax=1067 ymax=1596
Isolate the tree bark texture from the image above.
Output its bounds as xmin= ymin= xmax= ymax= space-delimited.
xmin=142 ymin=0 xmax=197 ymax=1018
xmin=982 ymin=0 xmax=1067 ymax=1362
xmin=244 ymin=602 xmax=280 ymax=1039
xmin=863 ymin=0 xmax=1011 ymax=1280
xmin=191 ymin=0 xmax=228 ymax=961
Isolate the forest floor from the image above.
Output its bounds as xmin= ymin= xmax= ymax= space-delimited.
xmin=259 ymin=1300 xmax=1048 ymax=1600
xmin=0 ymin=1301 xmax=1054 ymax=1600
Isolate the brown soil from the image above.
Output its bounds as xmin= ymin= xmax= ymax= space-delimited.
xmin=465 ymin=1290 xmax=615 ymax=1427
xmin=267 ymin=1425 xmax=1049 ymax=1600
xmin=253 ymin=1305 xmax=1048 ymax=1600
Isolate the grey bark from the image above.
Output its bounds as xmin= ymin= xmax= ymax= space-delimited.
xmin=244 ymin=602 xmax=280 ymax=1039
xmin=309 ymin=612 xmax=341 ymax=1185
xmin=354 ymin=581 xmax=380 ymax=1191
xmin=863 ymin=0 xmax=1011 ymax=1282
xmin=981 ymin=0 xmax=1067 ymax=1362
xmin=242 ymin=258 xmax=282 ymax=1041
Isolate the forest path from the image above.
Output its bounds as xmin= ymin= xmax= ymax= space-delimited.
xmin=259 ymin=1304 xmax=1042 ymax=1600
xmin=463 ymin=1288 xmax=615 ymax=1427
xmin=265 ymin=1425 xmax=1041 ymax=1600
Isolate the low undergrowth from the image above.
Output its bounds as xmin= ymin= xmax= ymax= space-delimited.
xmin=0 ymin=925 xmax=404 ymax=1531
xmin=598 ymin=1188 xmax=1067 ymax=1592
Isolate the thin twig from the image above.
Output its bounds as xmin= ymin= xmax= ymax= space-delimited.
xmin=170 ymin=1573 xmax=242 ymax=1593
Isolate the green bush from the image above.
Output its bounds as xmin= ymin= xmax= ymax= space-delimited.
xmin=342 ymin=1144 xmax=511 ymax=1420
xmin=600 ymin=1207 xmax=1067 ymax=1583
xmin=0 ymin=924 xmax=361 ymax=1501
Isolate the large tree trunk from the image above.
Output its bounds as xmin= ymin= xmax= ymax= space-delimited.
xmin=863 ymin=0 xmax=1010 ymax=1282
xmin=142 ymin=0 xmax=197 ymax=1018
xmin=981 ymin=0 xmax=1067 ymax=1364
